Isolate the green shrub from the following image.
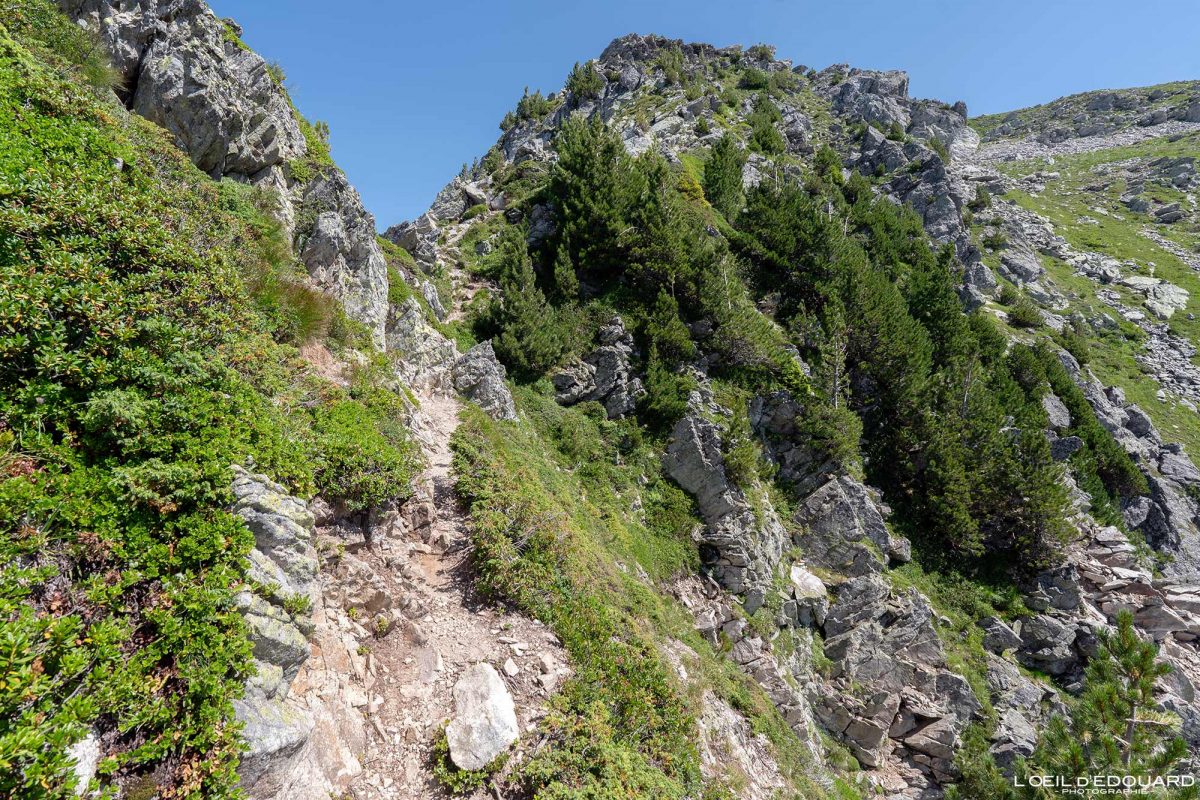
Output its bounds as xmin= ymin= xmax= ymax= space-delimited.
xmin=747 ymin=92 xmax=785 ymax=155
xmin=0 ymin=18 xmax=320 ymax=795
xmin=928 ymin=136 xmax=950 ymax=162
xmin=500 ymin=87 xmax=556 ymax=131
xmin=746 ymin=43 xmax=776 ymax=62
xmin=312 ymin=396 xmax=419 ymax=514
xmin=654 ymin=45 xmax=684 ymax=85
xmin=968 ymin=186 xmax=992 ymax=212
xmin=739 ymin=67 xmax=770 ymax=90
xmin=997 ymin=282 xmax=1020 ymax=306
xmin=452 ymin=405 xmax=701 ymax=798
xmin=982 ymin=230 xmax=1009 ymax=250
xmin=1 ymin=0 xmax=118 ymax=90
xmin=1007 ymin=294 xmax=1043 ymax=328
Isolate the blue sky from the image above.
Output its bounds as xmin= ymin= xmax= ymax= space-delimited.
xmin=208 ymin=0 xmax=1200 ymax=229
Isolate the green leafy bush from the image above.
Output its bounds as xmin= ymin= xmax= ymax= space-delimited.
xmin=0 ymin=10 xmax=418 ymax=796
xmin=312 ymin=395 xmax=418 ymax=515
xmin=452 ymin=405 xmax=701 ymax=798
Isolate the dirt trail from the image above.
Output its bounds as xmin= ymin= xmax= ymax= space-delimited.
xmin=343 ymin=224 xmax=565 ymax=800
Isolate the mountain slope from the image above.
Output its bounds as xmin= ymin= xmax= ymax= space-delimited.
xmin=3 ymin=8 xmax=1200 ymax=800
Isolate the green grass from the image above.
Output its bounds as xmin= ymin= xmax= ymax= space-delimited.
xmin=452 ymin=385 xmax=838 ymax=798
xmin=970 ymin=80 xmax=1200 ymax=138
xmin=990 ymin=132 xmax=1200 ymax=452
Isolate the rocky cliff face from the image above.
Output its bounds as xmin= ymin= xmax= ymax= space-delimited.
xmin=59 ymin=0 xmax=390 ymax=346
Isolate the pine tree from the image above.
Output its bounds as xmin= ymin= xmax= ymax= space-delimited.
xmin=1020 ymin=610 xmax=1193 ymax=799
xmin=703 ymin=133 xmax=747 ymax=220
xmin=552 ymin=239 xmax=579 ymax=300
xmin=492 ymin=226 xmax=564 ymax=377
xmin=550 ymin=115 xmax=646 ymax=282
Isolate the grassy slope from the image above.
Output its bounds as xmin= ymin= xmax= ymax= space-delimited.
xmin=452 ymin=386 xmax=849 ymax=799
xmin=986 ymin=132 xmax=1200 ymax=453
xmin=970 ymin=80 xmax=1200 ymax=138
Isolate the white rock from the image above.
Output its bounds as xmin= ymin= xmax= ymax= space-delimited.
xmin=446 ymin=663 xmax=519 ymax=770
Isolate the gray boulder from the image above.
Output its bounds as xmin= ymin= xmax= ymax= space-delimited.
xmin=384 ymin=213 xmax=440 ymax=269
xmin=821 ymin=67 xmax=911 ymax=130
xmin=446 ymin=663 xmax=519 ymax=770
xmin=61 ymin=0 xmax=307 ymax=180
xmin=232 ymin=466 xmax=318 ymax=604
xmin=552 ymin=316 xmax=646 ymax=418
xmin=978 ymin=616 xmax=1022 ymax=654
xmin=1041 ymin=393 xmax=1071 ymax=431
xmin=453 ymin=342 xmax=518 ymax=421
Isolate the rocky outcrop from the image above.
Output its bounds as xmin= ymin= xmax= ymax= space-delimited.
xmin=978 ymin=82 xmax=1200 ymax=145
xmin=677 ymin=578 xmax=827 ymax=770
xmin=1052 ymin=356 xmax=1200 ymax=583
xmin=296 ymin=170 xmax=390 ymax=348
xmin=817 ymin=575 xmax=980 ymax=791
xmin=664 ymin=409 xmax=786 ymax=613
xmin=794 ymin=475 xmax=911 ymax=576
xmin=818 ymin=66 xmax=912 ymax=131
xmin=64 ymin=0 xmax=393 ymax=346
xmin=445 ymin=663 xmax=520 ymax=770
xmin=452 ymin=342 xmax=518 ymax=422
xmin=60 ymin=0 xmax=307 ymax=180
xmin=229 ymin=466 xmax=320 ymax=797
xmin=384 ymin=212 xmax=441 ymax=270
xmin=552 ymin=316 xmax=646 ymax=418
xmin=385 ymin=298 xmax=459 ymax=390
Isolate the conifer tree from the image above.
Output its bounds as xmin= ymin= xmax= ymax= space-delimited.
xmin=492 ymin=226 xmax=563 ymax=377
xmin=703 ymin=133 xmax=747 ymax=219
xmin=1017 ymin=611 xmax=1193 ymax=799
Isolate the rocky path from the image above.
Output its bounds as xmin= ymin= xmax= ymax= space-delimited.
xmin=342 ymin=230 xmax=566 ymax=800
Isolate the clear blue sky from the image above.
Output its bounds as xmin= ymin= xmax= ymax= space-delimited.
xmin=208 ymin=0 xmax=1199 ymax=229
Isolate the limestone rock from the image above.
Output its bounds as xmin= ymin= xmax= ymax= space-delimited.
xmin=296 ymin=170 xmax=390 ymax=348
xmin=67 ymin=733 xmax=101 ymax=797
xmin=1042 ymin=393 xmax=1071 ymax=431
xmin=452 ymin=341 xmax=518 ymax=421
xmin=61 ymin=0 xmax=307 ymax=180
xmin=552 ymin=316 xmax=646 ymax=418
xmin=386 ymin=298 xmax=459 ymax=389
xmin=794 ymin=475 xmax=910 ymax=576
xmin=664 ymin=412 xmax=786 ymax=612
xmin=446 ymin=663 xmax=519 ymax=771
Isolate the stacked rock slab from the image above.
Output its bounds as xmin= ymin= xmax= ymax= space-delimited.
xmin=229 ymin=466 xmax=319 ymax=797
xmin=664 ymin=404 xmax=786 ymax=614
